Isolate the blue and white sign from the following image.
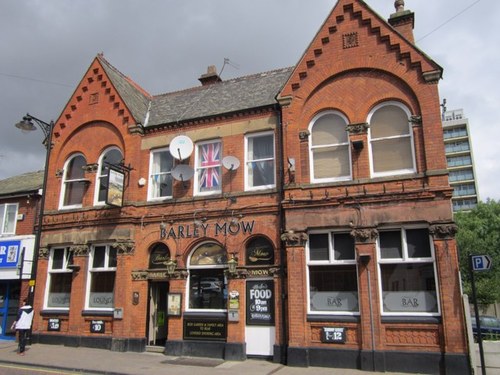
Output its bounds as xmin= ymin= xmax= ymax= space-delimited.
xmin=0 ymin=240 xmax=20 ymax=268
xmin=471 ymin=255 xmax=492 ymax=271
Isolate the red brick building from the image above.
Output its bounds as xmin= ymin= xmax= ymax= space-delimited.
xmin=29 ymin=0 xmax=469 ymax=373
xmin=0 ymin=171 xmax=43 ymax=339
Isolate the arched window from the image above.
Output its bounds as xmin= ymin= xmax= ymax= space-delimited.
xmin=188 ymin=242 xmax=227 ymax=310
xmin=148 ymin=243 xmax=170 ymax=269
xmin=60 ymin=154 xmax=87 ymax=209
xmin=245 ymin=237 xmax=274 ymax=266
xmin=368 ymin=102 xmax=416 ymax=177
xmin=95 ymin=147 xmax=123 ymax=205
xmin=309 ymin=111 xmax=351 ymax=182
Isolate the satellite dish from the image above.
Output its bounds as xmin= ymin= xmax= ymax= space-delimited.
xmin=171 ymin=164 xmax=194 ymax=181
xmin=170 ymin=135 xmax=194 ymax=160
xmin=222 ymin=156 xmax=240 ymax=171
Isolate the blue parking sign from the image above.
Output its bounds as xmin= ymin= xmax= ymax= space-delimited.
xmin=471 ymin=255 xmax=492 ymax=271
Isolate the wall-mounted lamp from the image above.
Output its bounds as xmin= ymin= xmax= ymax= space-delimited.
xmin=193 ymin=211 xmax=207 ymax=227
xmin=227 ymin=254 xmax=238 ymax=275
xmin=352 ymin=140 xmax=364 ymax=150
xmin=165 ymin=258 xmax=177 ymax=276
xmin=358 ymin=253 xmax=371 ymax=265
xmin=67 ymin=264 xmax=81 ymax=272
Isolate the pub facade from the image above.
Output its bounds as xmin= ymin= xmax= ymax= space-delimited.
xmin=29 ymin=1 xmax=470 ymax=373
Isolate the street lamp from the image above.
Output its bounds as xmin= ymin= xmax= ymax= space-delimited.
xmin=15 ymin=113 xmax=54 ymax=305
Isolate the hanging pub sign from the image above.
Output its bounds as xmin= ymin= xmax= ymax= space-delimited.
xmin=0 ymin=240 xmax=20 ymax=268
xmin=246 ymin=279 xmax=275 ymax=326
xmin=90 ymin=320 xmax=105 ymax=334
xmin=105 ymin=168 xmax=125 ymax=207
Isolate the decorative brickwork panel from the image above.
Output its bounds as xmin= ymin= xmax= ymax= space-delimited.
xmin=89 ymin=92 xmax=99 ymax=105
xmin=343 ymin=32 xmax=359 ymax=49
xmin=385 ymin=327 xmax=440 ymax=347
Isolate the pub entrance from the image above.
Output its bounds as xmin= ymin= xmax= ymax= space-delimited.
xmin=147 ymin=281 xmax=169 ymax=347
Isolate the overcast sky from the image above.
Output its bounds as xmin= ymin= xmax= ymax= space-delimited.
xmin=1 ymin=0 xmax=497 ymax=200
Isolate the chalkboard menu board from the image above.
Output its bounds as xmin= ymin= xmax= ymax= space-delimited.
xmin=246 ymin=279 xmax=275 ymax=326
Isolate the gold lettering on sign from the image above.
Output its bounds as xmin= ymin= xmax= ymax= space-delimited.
xmin=247 ymin=268 xmax=270 ymax=277
xmin=152 ymin=253 xmax=169 ymax=265
xmin=248 ymin=247 xmax=272 ymax=263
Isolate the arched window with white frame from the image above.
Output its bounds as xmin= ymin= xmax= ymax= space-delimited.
xmin=368 ymin=101 xmax=416 ymax=177
xmin=59 ymin=154 xmax=87 ymax=209
xmin=309 ymin=111 xmax=352 ymax=183
xmin=187 ymin=242 xmax=228 ymax=311
xmin=94 ymin=147 xmax=123 ymax=205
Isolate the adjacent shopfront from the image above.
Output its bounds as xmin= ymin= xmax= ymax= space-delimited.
xmin=0 ymin=237 xmax=34 ymax=339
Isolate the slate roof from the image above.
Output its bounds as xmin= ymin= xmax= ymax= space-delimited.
xmin=0 ymin=171 xmax=44 ymax=197
xmin=147 ymin=67 xmax=293 ymax=127
xmin=98 ymin=55 xmax=293 ymax=127
xmin=98 ymin=55 xmax=151 ymax=125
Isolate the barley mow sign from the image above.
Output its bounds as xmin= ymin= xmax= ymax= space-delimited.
xmin=160 ymin=220 xmax=255 ymax=240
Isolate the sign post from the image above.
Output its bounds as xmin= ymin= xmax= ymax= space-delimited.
xmin=469 ymin=254 xmax=492 ymax=375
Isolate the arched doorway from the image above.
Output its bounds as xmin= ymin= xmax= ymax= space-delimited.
xmin=147 ymin=243 xmax=170 ymax=346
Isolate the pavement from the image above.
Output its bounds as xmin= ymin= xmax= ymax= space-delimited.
xmin=0 ymin=340 xmax=410 ymax=375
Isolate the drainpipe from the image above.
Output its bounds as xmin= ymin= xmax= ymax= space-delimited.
xmin=275 ymin=103 xmax=288 ymax=364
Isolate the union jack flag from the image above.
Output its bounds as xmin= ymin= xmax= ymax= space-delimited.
xmin=199 ymin=142 xmax=221 ymax=190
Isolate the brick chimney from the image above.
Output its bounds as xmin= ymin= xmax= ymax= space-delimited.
xmin=388 ymin=0 xmax=415 ymax=44
xmin=198 ymin=65 xmax=222 ymax=86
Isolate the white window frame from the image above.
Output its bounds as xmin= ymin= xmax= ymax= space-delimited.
xmin=306 ymin=230 xmax=359 ymax=316
xmin=59 ymin=153 xmax=87 ymax=210
xmin=94 ymin=147 xmax=123 ymax=206
xmin=186 ymin=242 xmax=228 ymax=313
xmin=0 ymin=203 xmax=18 ymax=236
xmin=367 ymin=101 xmax=416 ymax=178
xmin=85 ymin=244 xmax=116 ymax=311
xmin=308 ymin=110 xmax=352 ymax=183
xmin=244 ymin=131 xmax=276 ymax=191
xmin=194 ymin=139 xmax=222 ymax=196
xmin=43 ymin=247 xmax=73 ymax=310
xmin=147 ymin=147 xmax=174 ymax=201
xmin=376 ymin=227 xmax=441 ymax=317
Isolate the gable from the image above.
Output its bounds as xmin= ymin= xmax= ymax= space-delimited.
xmin=53 ymin=55 xmax=151 ymax=142
xmin=278 ymin=0 xmax=442 ymax=102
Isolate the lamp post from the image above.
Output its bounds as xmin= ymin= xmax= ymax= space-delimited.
xmin=15 ymin=113 xmax=54 ymax=305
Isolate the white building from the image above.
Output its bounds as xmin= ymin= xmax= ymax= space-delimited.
xmin=442 ymin=108 xmax=479 ymax=211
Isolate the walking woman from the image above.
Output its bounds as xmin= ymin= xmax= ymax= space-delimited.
xmin=11 ymin=298 xmax=34 ymax=355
